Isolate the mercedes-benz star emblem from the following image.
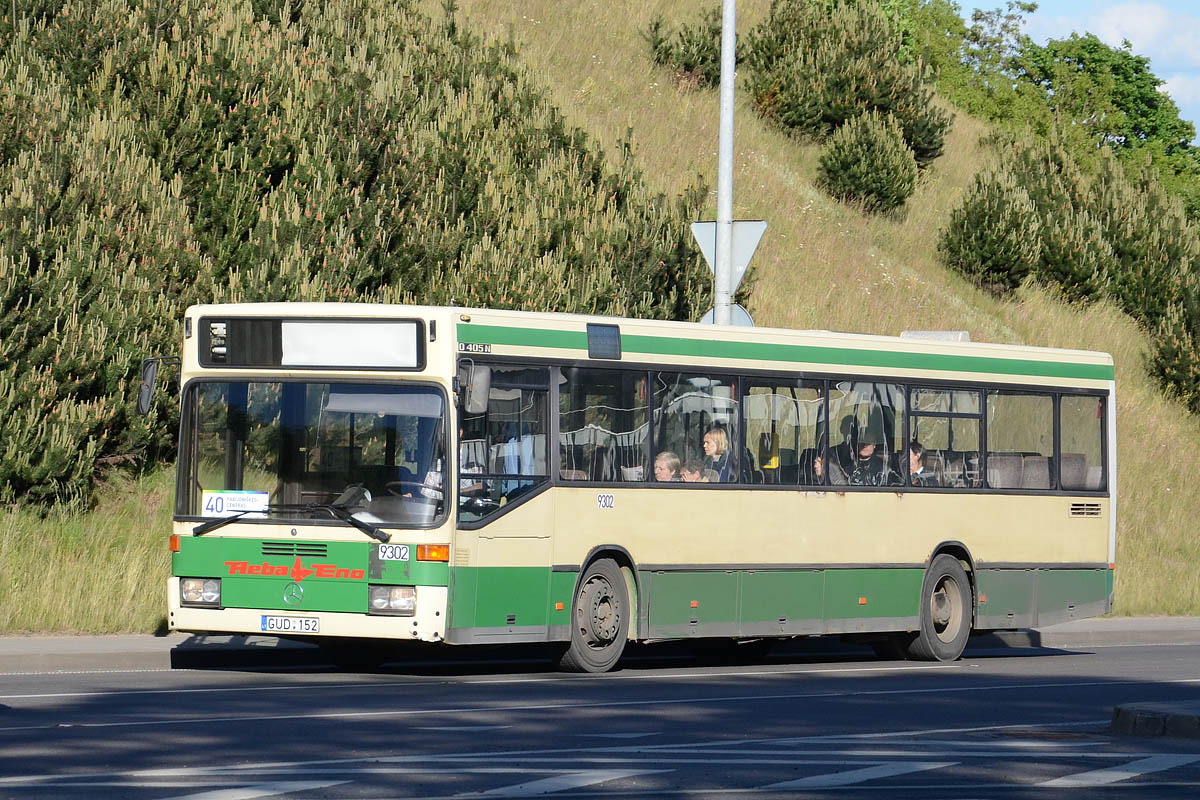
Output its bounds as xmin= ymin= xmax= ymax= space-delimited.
xmin=283 ymin=582 xmax=304 ymax=606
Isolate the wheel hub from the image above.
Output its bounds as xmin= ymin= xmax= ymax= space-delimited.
xmin=931 ymin=575 xmax=962 ymax=642
xmin=580 ymin=576 xmax=619 ymax=646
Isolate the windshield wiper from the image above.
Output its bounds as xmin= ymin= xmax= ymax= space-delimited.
xmin=192 ymin=502 xmax=390 ymax=543
xmin=193 ymin=509 xmax=266 ymax=536
xmin=312 ymin=503 xmax=390 ymax=543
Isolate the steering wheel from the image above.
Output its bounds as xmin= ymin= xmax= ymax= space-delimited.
xmin=460 ymin=495 xmax=500 ymax=513
xmin=384 ymin=480 xmax=428 ymax=497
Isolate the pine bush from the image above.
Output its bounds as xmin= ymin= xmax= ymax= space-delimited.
xmin=1093 ymin=152 xmax=1199 ymax=326
xmin=937 ymin=164 xmax=1041 ymax=293
xmin=999 ymin=135 xmax=1110 ymax=300
xmin=742 ymin=0 xmax=952 ymax=166
xmin=1150 ymin=277 xmax=1200 ymax=414
xmin=644 ymin=7 xmax=725 ymax=89
xmin=816 ymin=111 xmax=917 ymax=213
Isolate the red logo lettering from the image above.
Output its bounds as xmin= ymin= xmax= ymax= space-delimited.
xmin=290 ymin=556 xmax=315 ymax=583
xmin=223 ymin=557 xmax=364 ymax=582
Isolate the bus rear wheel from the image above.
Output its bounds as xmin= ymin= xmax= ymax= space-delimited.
xmin=909 ymin=554 xmax=972 ymax=661
xmin=560 ymin=558 xmax=628 ymax=673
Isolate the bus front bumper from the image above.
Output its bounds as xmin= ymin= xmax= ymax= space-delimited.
xmin=167 ymin=578 xmax=448 ymax=642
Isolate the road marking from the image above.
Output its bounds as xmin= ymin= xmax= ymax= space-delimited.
xmin=474 ymin=769 xmax=671 ymax=796
xmin=163 ymin=782 xmax=350 ymax=799
xmin=577 ymin=733 xmax=659 ymax=739
xmin=0 ymin=669 xmax=173 ymax=678
xmin=762 ymin=761 xmax=956 ymax=789
xmin=415 ymin=726 xmax=513 ymax=732
xmin=1039 ymin=754 xmax=1200 ymax=787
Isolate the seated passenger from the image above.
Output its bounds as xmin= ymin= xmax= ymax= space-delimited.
xmin=653 ymin=450 xmax=681 ymax=482
xmin=908 ymin=441 xmax=939 ymax=487
xmin=680 ymin=459 xmax=718 ymax=483
xmin=847 ymin=426 xmax=890 ymax=486
xmin=701 ymin=427 xmax=733 ymax=482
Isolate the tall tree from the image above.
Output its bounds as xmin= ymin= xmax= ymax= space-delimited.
xmin=1018 ymin=33 xmax=1195 ymax=152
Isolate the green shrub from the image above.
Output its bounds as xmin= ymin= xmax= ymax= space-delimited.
xmin=1000 ymin=135 xmax=1111 ymax=301
xmin=644 ymin=7 xmax=725 ymax=88
xmin=742 ymin=0 xmax=952 ymax=166
xmin=937 ymin=164 xmax=1041 ymax=293
xmin=1151 ymin=278 xmax=1200 ymax=414
xmin=816 ymin=111 xmax=917 ymax=213
xmin=1093 ymin=152 xmax=1199 ymax=326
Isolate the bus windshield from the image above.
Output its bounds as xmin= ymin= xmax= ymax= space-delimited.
xmin=180 ymin=381 xmax=447 ymax=528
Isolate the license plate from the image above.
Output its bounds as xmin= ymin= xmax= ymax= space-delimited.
xmin=261 ymin=615 xmax=319 ymax=633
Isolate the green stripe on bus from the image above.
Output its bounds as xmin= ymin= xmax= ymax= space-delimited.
xmin=448 ymin=565 xmax=1111 ymax=636
xmin=457 ymin=324 xmax=1114 ymax=381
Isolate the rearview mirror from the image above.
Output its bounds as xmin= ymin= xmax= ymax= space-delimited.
xmin=135 ymin=358 xmax=160 ymax=415
xmin=464 ymin=364 xmax=491 ymax=415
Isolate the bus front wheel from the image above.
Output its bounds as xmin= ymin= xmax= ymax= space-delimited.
xmin=909 ymin=554 xmax=972 ymax=661
xmin=560 ymin=558 xmax=628 ymax=673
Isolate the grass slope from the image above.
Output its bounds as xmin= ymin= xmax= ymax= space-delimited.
xmin=0 ymin=0 xmax=1195 ymax=632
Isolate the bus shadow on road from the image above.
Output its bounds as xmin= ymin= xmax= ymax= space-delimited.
xmin=167 ymin=631 xmax=1084 ymax=676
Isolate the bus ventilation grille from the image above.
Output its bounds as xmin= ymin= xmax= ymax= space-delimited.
xmin=261 ymin=542 xmax=329 ymax=558
xmin=1069 ymin=503 xmax=1102 ymax=518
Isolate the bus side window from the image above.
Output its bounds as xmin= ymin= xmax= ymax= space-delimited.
xmin=559 ymin=367 xmax=649 ymax=483
xmin=458 ymin=365 xmax=550 ymax=523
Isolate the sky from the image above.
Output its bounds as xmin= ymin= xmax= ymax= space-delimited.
xmin=1009 ymin=1 xmax=1200 ymax=138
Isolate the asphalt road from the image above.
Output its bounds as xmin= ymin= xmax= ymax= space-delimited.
xmin=0 ymin=638 xmax=1198 ymax=798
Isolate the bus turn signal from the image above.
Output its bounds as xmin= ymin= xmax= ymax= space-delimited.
xmin=417 ymin=544 xmax=449 ymax=562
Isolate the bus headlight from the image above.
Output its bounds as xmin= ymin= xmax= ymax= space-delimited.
xmin=181 ymin=578 xmax=221 ymax=607
xmin=368 ymin=585 xmax=416 ymax=616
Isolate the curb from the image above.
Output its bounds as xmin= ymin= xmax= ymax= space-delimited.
xmin=1112 ymin=703 xmax=1200 ymax=740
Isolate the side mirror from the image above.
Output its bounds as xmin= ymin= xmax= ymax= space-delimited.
xmin=464 ymin=364 xmax=491 ymax=415
xmin=135 ymin=358 xmax=160 ymax=415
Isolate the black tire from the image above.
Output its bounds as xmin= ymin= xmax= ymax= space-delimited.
xmin=908 ymin=553 xmax=972 ymax=661
xmin=560 ymin=558 xmax=629 ymax=673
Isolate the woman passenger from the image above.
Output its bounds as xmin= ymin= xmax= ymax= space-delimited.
xmin=701 ymin=427 xmax=732 ymax=482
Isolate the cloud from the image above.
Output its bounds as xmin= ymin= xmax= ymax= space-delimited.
xmin=1162 ymin=74 xmax=1200 ymax=110
xmin=1091 ymin=3 xmax=1200 ymax=71
xmin=1025 ymin=14 xmax=1087 ymax=45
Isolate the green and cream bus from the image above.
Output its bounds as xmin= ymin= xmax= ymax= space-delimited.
xmin=161 ymin=303 xmax=1115 ymax=671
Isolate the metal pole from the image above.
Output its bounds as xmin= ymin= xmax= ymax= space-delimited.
xmin=714 ymin=0 xmax=736 ymax=326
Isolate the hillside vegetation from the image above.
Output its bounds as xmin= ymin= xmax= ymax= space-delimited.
xmin=2 ymin=0 xmax=1199 ymax=630
xmin=0 ymin=0 xmax=712 ymax=505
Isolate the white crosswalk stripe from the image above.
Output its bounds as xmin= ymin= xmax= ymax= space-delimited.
xmin=760 ymin=761 xmax=957 ymax=789
xmin=476 ymin=769 xmax=671 ymax=796
xmin=163 ymin=782 xmax=350 ymax=800
xmin=1039 ymin=754 xmax=1200 ymax=787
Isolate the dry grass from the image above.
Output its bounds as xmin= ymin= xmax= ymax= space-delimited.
xmin=452 ymin=0 xmax=1200 ymax=614
xmin=0 ymin=469 xmax=173 ymax=633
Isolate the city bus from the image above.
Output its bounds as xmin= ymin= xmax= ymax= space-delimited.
xmin=157 ymin=303 xmax=1115 ymax=672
